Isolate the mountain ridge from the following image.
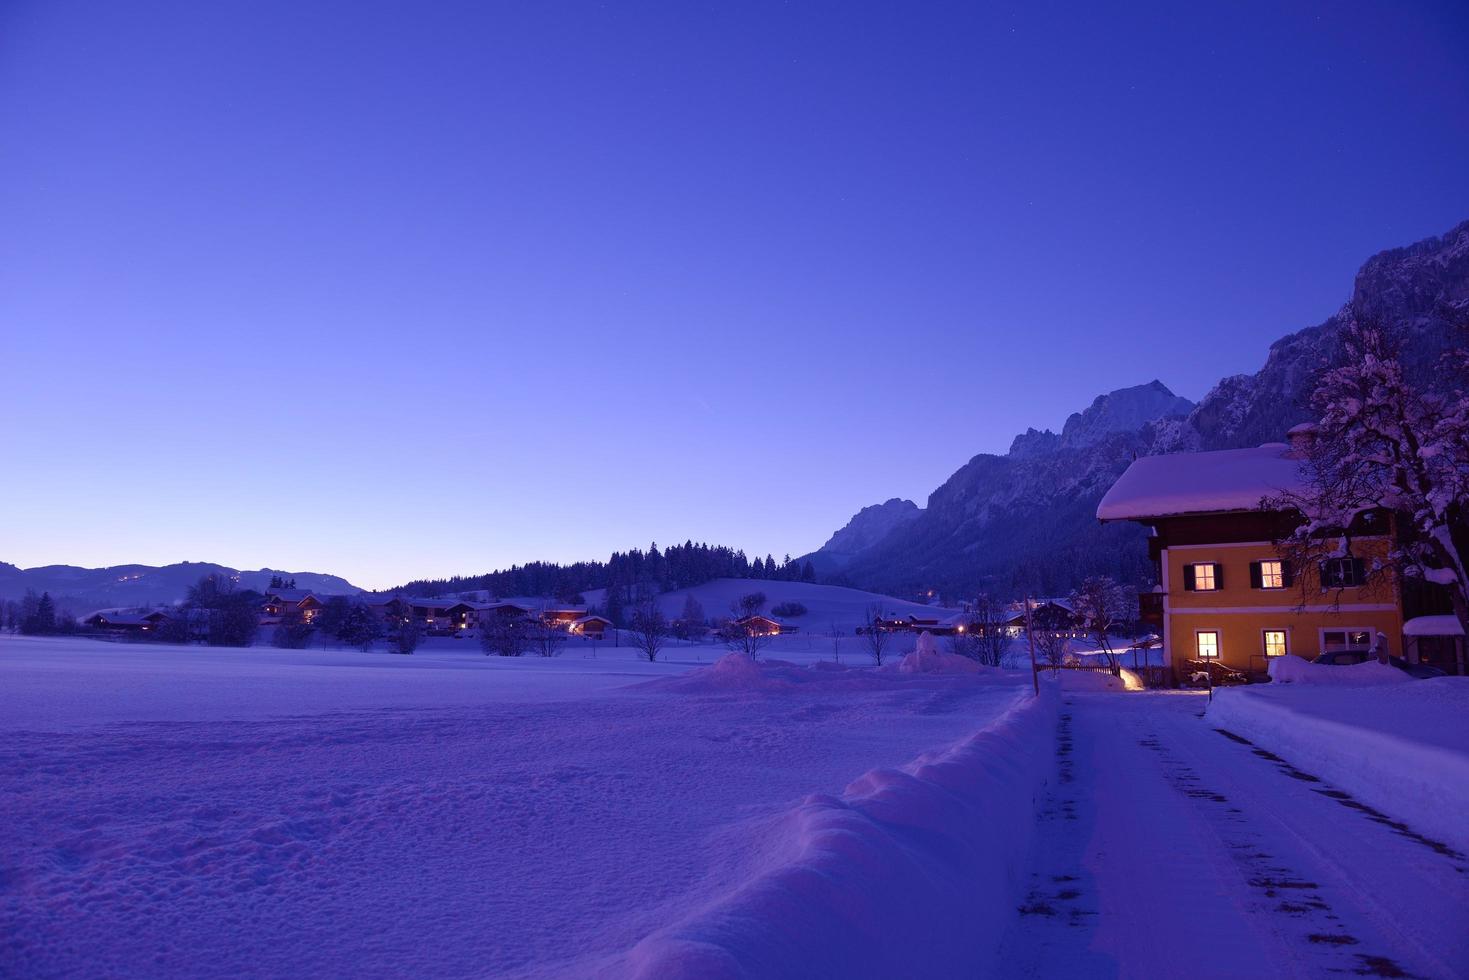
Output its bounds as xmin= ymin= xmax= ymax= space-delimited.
xmin=809 ymin=218 xmax=1469 ymax=597
xmin=0 ymin=561 xmax=362 ymax=611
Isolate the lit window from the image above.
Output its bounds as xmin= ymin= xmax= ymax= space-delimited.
xmin=1259 ymin=561 xmax=1284 ymax=590
xmin=1197 ymin=631 xmax=1219 ymax=659
xmin=1263 ymin=630 xmax=1287 ymax=658
xmin=1190 ymin=563 xmax=1218 ymax=591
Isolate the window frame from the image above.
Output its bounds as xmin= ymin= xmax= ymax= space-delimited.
xmin=1258 ymin=560 xmax=1285 ymax=590
xmin=1186 ymin=562 xmax=1221 ymax=592
xmin=1195 ymin=629 xmax=1221 ymax=660
xmin=1262 ymin=629 xmax=1288 ymax=658
xmin=1319 ymin=626 xmax=1373 ymax=654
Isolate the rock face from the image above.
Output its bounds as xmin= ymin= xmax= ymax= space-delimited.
xmin=807 ymin=498 xmax=923 ymax=574
xmin=0 ymin=562 xmax=362 ymax=611
xmin=811 ymin=218 xmax=1469 ymax=597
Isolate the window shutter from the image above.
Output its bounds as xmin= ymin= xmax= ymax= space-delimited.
xmin=1182 ymin=564 xmax=1196 ymax=591
xmin=1212 ymin=563 xmax=1224 ymax=589
xmin=1249 ymin=562 xmax=1262 ymax=589
xmin=1281 ymin=561 xmax=1294 ymax=588
xmin=1351 ymin=557 xmax=1366 ymax=585
xmin=1319 ymin=561 xmax=1333 ymax=588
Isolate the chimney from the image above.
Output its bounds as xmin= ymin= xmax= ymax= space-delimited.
xmin=1286 ymin=422 xmax=1319 ymax=458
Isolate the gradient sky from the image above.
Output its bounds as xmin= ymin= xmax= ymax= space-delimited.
xmin=3 ymin=1 xmax=1468 ymax=589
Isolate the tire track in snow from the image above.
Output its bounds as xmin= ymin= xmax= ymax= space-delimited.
xmin=996 ymin=693 xmax=1461 ymax=979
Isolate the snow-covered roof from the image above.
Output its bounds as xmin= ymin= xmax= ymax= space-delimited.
xmin=1403 ymin=615 xmax=1465 ymax=637
xmin=1096 ymin=443 xmax=1308 ymax=521
xmin=572 ymin=614 xmax=611 ymax=626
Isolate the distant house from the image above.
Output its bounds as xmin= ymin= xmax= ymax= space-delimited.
xmin=1001 ymin=600 xmax=1078 ymax=638
xmin=731 ymin=614 xmax=783 ymax=636
xmin=85 ymin=610 xmax=172 ymax=635
xmin=539 ymin=607 xmax=588 ymax=629
xmin=261 ymin=589 xmax=330 ymax=624
xmin=569 ymin=614 xmax=612 ymax=639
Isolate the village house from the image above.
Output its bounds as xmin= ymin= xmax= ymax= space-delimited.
xmin=731 ymin=613 xmax=784 ymax=636
xmin=568 ymin=614 xmax=612 ymax=638
xmin=1097 ymin=431 xmax=1463 ymax=681
xmin=85 ymin=610 xmax=173 ymax=635
xmin=260 ymin=589 xmax=328 ymax=625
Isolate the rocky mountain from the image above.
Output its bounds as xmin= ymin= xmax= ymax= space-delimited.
xmin=805 ymin=498 xmax=923 ymax=575
xmin=0 ymin=561 xmax=362 ymax=612
xmin=810 ymin=218 xmax=1469 ymax=598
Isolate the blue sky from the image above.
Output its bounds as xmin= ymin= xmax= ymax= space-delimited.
xmin=3 ymin=1 xmax=1467 ymax=589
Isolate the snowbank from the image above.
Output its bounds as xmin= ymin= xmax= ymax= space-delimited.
xmin=1207 ymin=679 xmax=1469 ymax=855
xmin=890 ymin=631 xmax=984 ymax=674
xmin=1266 ymin=653 xmax=1410 ymax=685
xmin=611 ymin=684 xmax=1058 ymax=978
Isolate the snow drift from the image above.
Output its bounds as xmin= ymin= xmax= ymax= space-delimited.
xmin=610 ymin=681 xmax=1058 ymax=978
xmin=1265 ymin=654 xmax=1410 ymax=685
xmin=1207 ymin=679 xmax=1469 ymax=856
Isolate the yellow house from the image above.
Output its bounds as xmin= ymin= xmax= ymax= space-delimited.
xmin=1098 ymin=437 xmax=1403 ymax=682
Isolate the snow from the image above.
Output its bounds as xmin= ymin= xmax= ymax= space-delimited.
xmin=1403 ymin=613 xmax=1464 ymax=636
xmin=0 ymin=634 xmax=1040 ymax=978
xmin=1207 ymin=678 xmax=1469 ymax=856
xmin=650 ymin=578 xmax=962 ymax=631
xmin=889 ymin=630 xmax=985 ymax=674
xmin=612 ymin=678 xmax=1056 ymax=978
xmin=1096 ymin=443 xmax=1307 ymax=520
xmin=1000 ymin=692 xmax=1468 ymax=978
xmin=1265 ymin=653 xmax=1411 ymax=685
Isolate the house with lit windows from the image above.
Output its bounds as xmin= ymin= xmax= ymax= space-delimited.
xmin=1097 ymin=432 xmax=1410 ymax=683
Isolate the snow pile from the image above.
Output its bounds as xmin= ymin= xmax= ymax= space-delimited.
xmin=1208 ymin=679 xmax=1469 ymax=855
xmin=1266 ymin=654 xmax=1410 ymax=685
xmin=891 ymin=631 xmax=983 ymax=674
xmin=612 ymin=685 xmax=1058 ymax=978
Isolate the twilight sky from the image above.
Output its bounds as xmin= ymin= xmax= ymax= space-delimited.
xmin=3 ymin=1 xmax=1468 ymax=589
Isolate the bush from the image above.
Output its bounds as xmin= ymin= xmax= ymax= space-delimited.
xmin=771 ymin=601 xmax=807 ymax=618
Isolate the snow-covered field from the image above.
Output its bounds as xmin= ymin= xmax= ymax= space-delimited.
xmin=0 ymin=634 xmax=1044 ymax=978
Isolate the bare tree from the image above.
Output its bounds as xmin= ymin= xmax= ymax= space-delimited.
xmin=1069 ymin=576 xmax=1130 ymax=676
xmin=479 ymin=614 xmax=526 ymax=657
xmin=721 ymin=614 xmax=773 ymax=661
xmin=1034 ymin=627 xmax=1070 ymax=670
xmin=860 ymin=605 xmax=893 ymax=666
xmin=950 ymin=594 xmax=1008 ymax=666
xmin=528 ymin=616 xmax=565 ymax=658
xmin=627 ymin=595 xmax=668 ymax=662
xmin=733 ymin=591 xmax=767 ymax=618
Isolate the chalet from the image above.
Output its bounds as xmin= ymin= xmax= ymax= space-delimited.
xmin=539 ymin=607 xmax=588 ymax=629
xmin=85 ymin=610 xmax=173 ymax=634
xmin=1097 ymin=433 xmax=1430 ymax=682
xmin=569 ymin=614 xmax=612 ymax=638
xmin=731 ymin=614 xmax=783 ymax=636
xmin=261 ymin=589 xmax=328 ymax=624
xmin=1001 ymin=600 xmax=1080 ymax=638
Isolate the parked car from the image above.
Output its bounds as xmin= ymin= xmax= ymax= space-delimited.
xmin=1311 ymin=650 xmax=1446 ymax=679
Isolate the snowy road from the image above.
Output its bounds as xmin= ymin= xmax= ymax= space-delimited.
xmin=996 ymin=692 xmax=1468 ymax=979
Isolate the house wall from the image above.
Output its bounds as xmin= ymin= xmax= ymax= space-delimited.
xmin=1160 ymin=537 xmax=1403 ymax=677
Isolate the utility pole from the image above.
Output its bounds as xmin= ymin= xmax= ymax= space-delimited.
xmin=1025 ymin=596 xmax=1039 ymax=696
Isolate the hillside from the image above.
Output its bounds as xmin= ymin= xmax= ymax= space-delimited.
xmin=811 ymin=219 xmax=1469 ymax=597
xmin=0 ymin=561 xmax=361 ymax=611
xmin=651 ymin=578 xmax=956 ymax=632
